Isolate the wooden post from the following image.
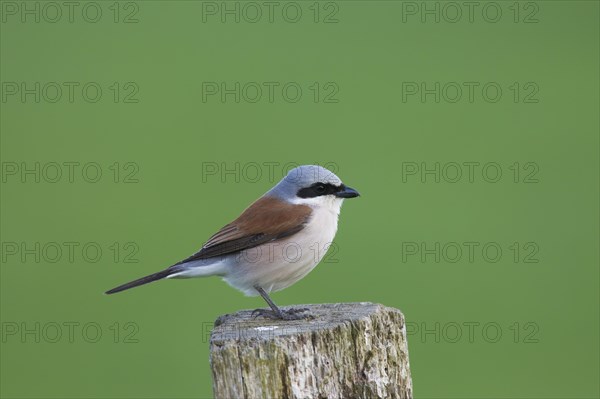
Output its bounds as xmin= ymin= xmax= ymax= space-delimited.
xmin=209 ymin=302 xmax=413 ymax=399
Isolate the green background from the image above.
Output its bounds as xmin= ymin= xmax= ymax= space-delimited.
xmin=1 ymin=1 xmax=598 ymax=398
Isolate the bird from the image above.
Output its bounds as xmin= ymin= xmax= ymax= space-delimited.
xmin=105 ymin=165 xmax=360 ymax=320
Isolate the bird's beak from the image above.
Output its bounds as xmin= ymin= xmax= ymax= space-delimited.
xmin=336 ymin=185 xmax=360 ymax=198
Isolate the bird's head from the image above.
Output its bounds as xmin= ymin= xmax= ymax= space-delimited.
xmin=268 ymin=165 xmax=360 ymax=212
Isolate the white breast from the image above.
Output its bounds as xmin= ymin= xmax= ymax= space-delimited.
xmin=222 ymin=197 xmax=344 ymax=296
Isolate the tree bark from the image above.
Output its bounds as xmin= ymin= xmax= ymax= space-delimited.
xmin=209 ymin=302 xmax=413 ymax=399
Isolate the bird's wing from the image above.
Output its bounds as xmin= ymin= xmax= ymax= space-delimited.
xmin=172 ymin=196 xmax=312 ymax=265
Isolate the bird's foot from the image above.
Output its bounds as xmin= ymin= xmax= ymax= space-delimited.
xmin=252 ymin=307 xmax=311 ymax=320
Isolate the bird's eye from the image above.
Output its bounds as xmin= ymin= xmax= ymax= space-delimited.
xmin=297 ymin=183 xmax=332 ymax=198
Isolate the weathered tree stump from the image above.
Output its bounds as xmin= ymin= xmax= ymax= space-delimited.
xmin=209 ymin=302 xmax=412 ymax=399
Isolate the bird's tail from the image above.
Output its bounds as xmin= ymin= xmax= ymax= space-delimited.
xmin=105 ymin=268 xmax=176 ymax=295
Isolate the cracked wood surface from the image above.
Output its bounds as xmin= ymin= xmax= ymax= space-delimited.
xmin=209 ymin=302 xmax=413 ymax=399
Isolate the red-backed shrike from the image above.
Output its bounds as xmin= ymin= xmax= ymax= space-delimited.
xmin=106 ymin=165 xmax=359 ymax=320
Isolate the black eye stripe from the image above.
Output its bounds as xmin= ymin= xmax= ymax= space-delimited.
xmin=297 ymin=183 xmax=343 ymax=198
